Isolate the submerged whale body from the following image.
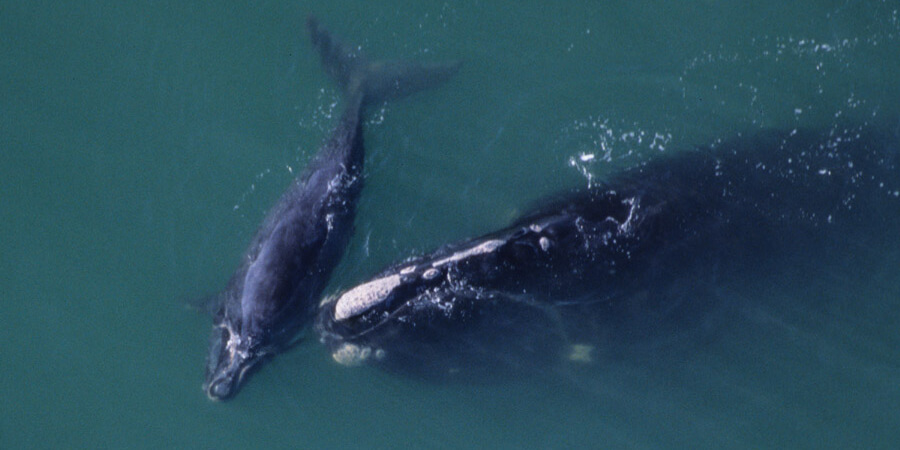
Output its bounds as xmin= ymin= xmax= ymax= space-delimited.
xmin=203 ymin=18 xmax=460 ymax=400
xmin=316 ymin=126 xmax=900 ymax=379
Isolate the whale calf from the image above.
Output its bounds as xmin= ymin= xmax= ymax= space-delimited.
xmin=316 ymin=126 xmax=900 ymax=379
xmin=203 ymin=18 xmax=460 ymax=400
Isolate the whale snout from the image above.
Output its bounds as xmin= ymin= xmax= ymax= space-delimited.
xmin=204 ymin=324 xmax=263 ymax=401
xmin=205 ymin=374 xmax=238 ymax=401
xmin=204 ymin=345 xmax=258 ymax=401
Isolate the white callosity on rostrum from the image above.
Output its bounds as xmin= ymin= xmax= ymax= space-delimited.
xmin=333 ymin=274 xmax=403 ymax=321
xmin=333 ymin=239 xmax=508 ymax=321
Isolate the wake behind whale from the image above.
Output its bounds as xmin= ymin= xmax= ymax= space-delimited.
xmin=202 ymin=18 xmax=459 ymax=400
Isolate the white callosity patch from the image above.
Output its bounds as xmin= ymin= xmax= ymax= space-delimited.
xmin=331 ymin=343 xmax=371 ymax=366
xmin=422 ymin=268 xmax=440 ymax=279
xmin=334 ymin=274 xmax=402 ymax=320
xmin=539 ymin=236 xmax=551 ymax=251
xmin=567 ymin=344 xmax=594 ymax=363
xmin=222 ymin=323 xmax=249 ymax=361
xmin=331 ymin=343 xmax=386 ymax=367
xmin=332 ymin=239 xmax=506 ymax=321
xmin=431 ymin=239 xmax=505 ymax=267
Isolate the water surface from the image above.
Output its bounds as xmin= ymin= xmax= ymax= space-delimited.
xmin=3 ymin=1 xmax=899 ymax=448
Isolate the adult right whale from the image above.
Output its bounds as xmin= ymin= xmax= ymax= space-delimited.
xmin=316 ymin=125 xmax=900 ymax=379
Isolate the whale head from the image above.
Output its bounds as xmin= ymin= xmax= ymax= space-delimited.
xmin=203 ymin=320 xmax=270 ymax=401
xmin=202 ymin=235 xmax=321 ymax=400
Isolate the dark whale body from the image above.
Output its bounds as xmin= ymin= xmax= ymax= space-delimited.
xmin=203 ymin=18 xmax=459 ymax=400
xmin=316 ymin=126 xmax=900 ymax=379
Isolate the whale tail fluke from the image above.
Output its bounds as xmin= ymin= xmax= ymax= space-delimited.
xmin=307 ymin=16 xmax=461 ymax=107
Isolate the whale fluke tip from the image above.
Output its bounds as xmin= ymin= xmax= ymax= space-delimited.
xmin=306 ymin=16 xmax=460 ymax=107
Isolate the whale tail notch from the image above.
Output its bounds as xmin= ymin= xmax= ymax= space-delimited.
xmin=306 ymin=16 xmax=461 ymax=108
